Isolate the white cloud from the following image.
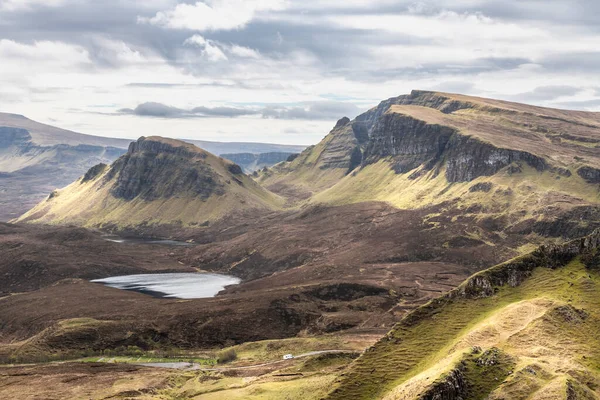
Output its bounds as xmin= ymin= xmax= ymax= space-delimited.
xmin=184 ymin=34 xmax=228 ymax=62
xmin=139 ymin=0 xmax=286 ymax=31
xmin=228 ymin=44 xmax=261 ymax=59
xmin=3 ymin=1 xmax=600 ymax=145
xmin=91 ymin=37 xmax=146 ymax=66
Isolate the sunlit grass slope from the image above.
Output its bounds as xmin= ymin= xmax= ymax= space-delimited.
xmin=327 ymin=232 xmax=600 ymax=399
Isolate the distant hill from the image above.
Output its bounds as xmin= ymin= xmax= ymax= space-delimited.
xmin=0 ymin=113 xmax=131 ymax=148
xmin=15 ymin=137 xmax=283 ymax=229
xmin=221 ymin=152 xmax=298 ymax=173
xmin=186 ymin=139 xmax=305 ymax=156
xmin=0 ymin=112 xmax=306 ymax=221
xmin=327 ymin=229 xmax=600 ymax=399
xmin=0 ymin=115 xmax=130 ymax=221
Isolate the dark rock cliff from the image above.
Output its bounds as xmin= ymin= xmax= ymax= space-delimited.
xmin=360 ymin=111 xmax=548 ymax=182
xmin=310 ymin=90 xmax=557 ymax=182
xmin=364 ymin=114 xmax=455 ymax=174
xmin=107 ymin=137 xmax=225 ymax=201
xmin=81 ymin=163 xmax=107 ymax=183
xmin=418 ymin=366 xmax=467 ymax=400
xmin=443 ymin=134 xmax=547 ymax=182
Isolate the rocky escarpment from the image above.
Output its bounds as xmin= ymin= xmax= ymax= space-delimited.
xmin=418 ymin=367 xmax=467 ymax=400
xmin=364 ymin=114 xmax=455 ymax=174
xmin=282 ymin=90 xmax=600 ymax=187
xmin=81 ymin=163 xmax=107 ymax=183
xmin=107 ymin=137 xmax=226 ymax=201
xmin=360 ymin=111 xmax=548 ymax=182
xmin=442 ymin=134 xmax=547 ymax=182
xmin=316 ymin=118 xmax=366 ymax=172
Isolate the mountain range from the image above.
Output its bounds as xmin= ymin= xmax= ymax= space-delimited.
xmin=1 ymin=91 xmax=600 ymax=399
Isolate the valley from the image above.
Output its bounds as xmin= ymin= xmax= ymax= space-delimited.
xmin=1 ymin=91 xmax=600 ymax=399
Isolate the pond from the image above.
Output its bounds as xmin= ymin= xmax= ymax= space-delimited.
xmin=91 ymin=273 xmax=241 ymax=299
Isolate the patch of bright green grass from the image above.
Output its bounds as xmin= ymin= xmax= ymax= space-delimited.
xmin=327 ymin=259 xmax=600 ymax=399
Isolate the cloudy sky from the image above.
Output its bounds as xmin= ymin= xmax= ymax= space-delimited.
xmin=1 ymin=0 xmax=599 ymax=145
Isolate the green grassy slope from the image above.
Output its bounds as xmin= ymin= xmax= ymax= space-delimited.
xmin=326 ymin=231 xmax=600 ymax=400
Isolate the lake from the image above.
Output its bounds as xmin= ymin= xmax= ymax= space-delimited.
xmin=91 ymin=273 xmax=241 ymax=299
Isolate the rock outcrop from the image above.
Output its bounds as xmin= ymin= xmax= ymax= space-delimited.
xmin=578 ymin=166 xmax=600 ymax=184
xmin=109 ymin=137 xmax=224 ymax=201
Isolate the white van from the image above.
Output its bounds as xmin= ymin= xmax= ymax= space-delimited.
xmin=283 ymin=354 xmax=294 ymax=360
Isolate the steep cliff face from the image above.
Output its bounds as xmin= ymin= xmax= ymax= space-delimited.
xmin=363 ymin=114 xmax=455 ymax=174
xmin=442 ymin=134 xmax=547 ymax=182
xmin=257 ymin=117 xmax=369 ymax=197
xmin=109 ymin=138 xmax=224 ymax=201
xmin=15 ymin=136 xmax=282 ymax=229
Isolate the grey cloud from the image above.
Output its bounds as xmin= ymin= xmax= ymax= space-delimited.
xmin=538 ymin=52 xmax=600 ymax=73
xmin=122 ymin=102 xmax=186 ymax=117
xmin=2 ymin=0 xmax=600 ymax=111
xmin=428 ymin=81 xmax=476 ymax=94
xmin=337 ymin=56 xmax=532 ymax=83
xmin=262 ymin=101 xmax=362 ymax=120
xmin=190 ymin=106 xmax=256 ymax=117
xmin=118 ymin=101 xmax=362 ymax=120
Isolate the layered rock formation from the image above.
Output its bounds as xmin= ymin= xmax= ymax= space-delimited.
xmin=15 ymin=137 xmax=282 ymax=229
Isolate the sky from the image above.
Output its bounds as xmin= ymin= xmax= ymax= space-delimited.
xmin=1 ymin=0 xmax=600 ymax=145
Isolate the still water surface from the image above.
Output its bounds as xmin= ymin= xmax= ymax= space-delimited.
xmin=91 ymin=273 xmax=240 ymax=299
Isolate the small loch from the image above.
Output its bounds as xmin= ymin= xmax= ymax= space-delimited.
xmin=91 ymin=273 xmax=241 ymax=299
